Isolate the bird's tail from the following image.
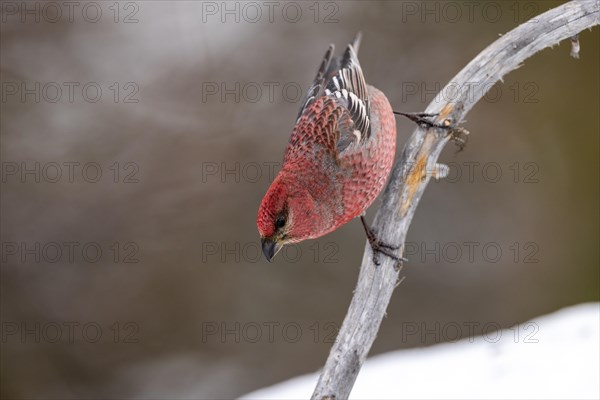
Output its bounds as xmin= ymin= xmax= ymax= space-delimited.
xmin=351 ymin=32 xmax=362 ymax=55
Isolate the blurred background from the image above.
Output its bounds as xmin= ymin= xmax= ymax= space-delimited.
xmin=1 ymin=1 xmax=598 ymax=398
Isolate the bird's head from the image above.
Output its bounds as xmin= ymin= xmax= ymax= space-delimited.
xmin=257 ymin=175 xmax=319 ymax=262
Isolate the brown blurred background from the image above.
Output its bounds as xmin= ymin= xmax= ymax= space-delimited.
xmin=1 ymin=1 xmax=598 ymax=398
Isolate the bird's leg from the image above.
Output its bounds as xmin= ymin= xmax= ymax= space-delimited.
xmin=360 ymin=216 xmax=407 ymax=269
xmin=393 ymin=111 xmax=470 ymax=151
xmin=394 ymin=111 xmax=447 ymax=129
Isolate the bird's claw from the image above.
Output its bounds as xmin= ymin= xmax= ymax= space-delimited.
xmin=370 ymin=240 xmax=407 ymax=269
xmin=394 ymin=111 xmax=442 ymax=128
xmin=394 ymin=111 xmax=470 ymax=151
xmin=360 ymin=216 xmax=407 ymax=269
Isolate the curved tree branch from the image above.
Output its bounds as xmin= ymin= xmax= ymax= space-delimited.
xmin=312 ymin=1 xmax=599 ymax=398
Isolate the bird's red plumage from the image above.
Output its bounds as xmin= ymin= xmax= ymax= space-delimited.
xmin=257 ymin=35 xmax=396 ymax=257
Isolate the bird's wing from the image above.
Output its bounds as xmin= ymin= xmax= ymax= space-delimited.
xmin=294 ymin=34 xmax=370 ymax=157
xmin=324 ymin=41 xmax=371 ymax=153
xmin=295 ymin=44 xmax=335 ymax=123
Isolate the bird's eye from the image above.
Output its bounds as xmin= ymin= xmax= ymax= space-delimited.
xmin=275 ymin=216 xmax=286 ymax=229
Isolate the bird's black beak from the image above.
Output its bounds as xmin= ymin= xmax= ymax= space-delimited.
xmin=261 ymin=238 xmax=282 ymax=262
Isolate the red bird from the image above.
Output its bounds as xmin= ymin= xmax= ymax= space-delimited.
xmin=257 ymin=34 xmax=402 ymax=263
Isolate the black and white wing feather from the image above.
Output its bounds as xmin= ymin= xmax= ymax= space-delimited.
xmin=324 ymin=41 xmax=371 ymax=150
xmin=295 ymin=44 xmax=335 ymax=122
xmin=296 ymin=33 xmax=371 ymax=153
xmin=295 ymin=33 xmax=371 ymax=154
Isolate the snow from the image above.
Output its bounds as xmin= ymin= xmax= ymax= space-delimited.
xmin=242 ymin=303 xmax=600 ymax=399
